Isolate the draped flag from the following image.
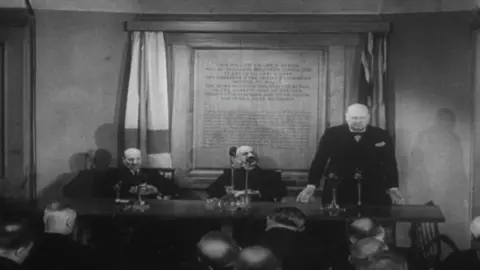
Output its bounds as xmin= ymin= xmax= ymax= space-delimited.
xmin=360 ymin=32 xmax=388 ymax=130
xmin=124 ymin=32 xmax=172 ymax=168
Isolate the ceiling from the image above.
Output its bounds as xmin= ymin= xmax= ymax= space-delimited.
xmin=1 ymin=0 xmax=478 ymax=14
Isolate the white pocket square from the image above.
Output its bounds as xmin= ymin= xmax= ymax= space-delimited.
xmin=375 ymin=141 xmax=386 ymax=147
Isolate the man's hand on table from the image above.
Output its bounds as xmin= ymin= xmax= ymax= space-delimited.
xmin=232 ymin=189 xmax=260 ymax=197
xmin=296 ymin=185 xmax=316 ymax=203
xmin=388 ymin=188 xmax=404 ymax=204
xmin=156 ymin=194 xmax=172 ymax=200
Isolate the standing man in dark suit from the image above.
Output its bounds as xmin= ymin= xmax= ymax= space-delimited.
xmin=296 ymin=103 xmax=403 ymax=270
xmin=297 ymin=103 xmax=403 ymax=206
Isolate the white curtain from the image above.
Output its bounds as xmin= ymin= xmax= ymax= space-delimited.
xmin=124 ymin=32 xmax=172 ymax=168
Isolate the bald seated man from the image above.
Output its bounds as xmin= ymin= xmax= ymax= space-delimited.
xmin=235 ymin=246 xmax=281 ymax=270
xmin=297 ymin=103 xmax=403 ymax=206
xmin=197 ymin=231 xmax=240 ymax=270
xmin=101 ymin=148 xmax=177 ymax=200
xmin=25 ymin=202 xmax=109 ymax=270
xmin=348 ymin=217 xmax=386 ymax=245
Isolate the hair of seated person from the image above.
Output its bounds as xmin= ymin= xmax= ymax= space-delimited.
xmin=268 ymin=206 xmax=306 ymax=229
xmin=235 ymin=246 xmax=281 ymax=270
xmin=349 ymin=218 xmax=381 ymax=243
xmin=197 ymin=231 xmax=240 ymax=269
xmin=0 ymin=198 xmax=38 ymax=250
xmin=361 ymin=252 xmax=408 ymax=270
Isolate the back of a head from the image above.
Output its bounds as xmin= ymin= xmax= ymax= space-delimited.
xmin=363 ymin=252 xmax=408 ymax=270
xmin=266 ymin=207 xmax=306 ymax=232
xmin=349 ymin=218 xmax=384 ymax=243
xmin=197 ymin=231 xmax=240 ymax=270
xmin=350 ymin=237 xmax=388 ymax=262
xmin=235 ymin=246 xmax=281 ymax=270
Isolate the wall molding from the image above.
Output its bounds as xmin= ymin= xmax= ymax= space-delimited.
xmin=126 ymin=20 xmax=390 ymax=33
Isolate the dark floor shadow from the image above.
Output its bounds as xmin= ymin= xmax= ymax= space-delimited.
xmin=404 ymin=108 xmax=468 ymax=249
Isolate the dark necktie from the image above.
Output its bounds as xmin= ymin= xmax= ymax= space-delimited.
xmin=351 ymin=132 xmax=364 ymax=142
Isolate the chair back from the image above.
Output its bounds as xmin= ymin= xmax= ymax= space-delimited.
xmin=408 ymin=201 xmax=459 ymax=270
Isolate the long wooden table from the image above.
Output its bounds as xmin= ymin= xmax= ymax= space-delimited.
xmin=60 ymin=198 xmax=445 ymax=223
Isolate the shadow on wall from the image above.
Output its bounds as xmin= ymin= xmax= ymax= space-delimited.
xmin=404 ymin=108 xmax=468 ymax=249
xmin=94 ymin=123 xmax=118 ymax=165
xmin=37 ymin=152 xmax=87 ymax=205
xmin=37 ymin=123 xmax=118 ymax=205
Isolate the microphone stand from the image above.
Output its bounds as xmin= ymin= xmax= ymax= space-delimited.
xmin=229 ymin=158 xmax=235 ymax=193
xmin=226 ymin=146 xmax=237 ymax=195
xmin=354 ymin=169 xmax=363 ymax=208
xmin=243 ymin=169 xmax=250 ymax=206
xmin=326 ymin=173 xmax=345 ymax=216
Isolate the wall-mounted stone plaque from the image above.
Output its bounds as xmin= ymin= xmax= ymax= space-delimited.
xmin=193 ymin=50 xmax=325 ymax=170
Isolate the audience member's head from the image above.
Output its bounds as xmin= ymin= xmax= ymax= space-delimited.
xmin=123 ymin=148 xmax=142 ymax=171
xmin=197 ymin=231 xmax=240 ymax=270
xmin=355 ymin=251 xmax=408 ymax=270
xmin=470 ymin=216 xmax=480 ymax=241
xmin=350 ymin=237 xmax=388 ymax=263
xmin=349 ymin=217 xmax=385 ymax=244
xmin=266 ymin=207 xmax=306 ymax=232
xmin=0 ymin=198 xmax=37 ymax=264
xmin=43 ymin=202 xmax=77 ymax=235
xmin=235 ymin=246 xmax=281 ymax=270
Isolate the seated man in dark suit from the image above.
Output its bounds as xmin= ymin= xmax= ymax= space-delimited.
xmin=235 ymin=246 xmax=282 ymax=270
xmin=102 ymin=148 xmax=177 ymax=200
xmin=206 ymin=145 xmax=287 ymax=202
xmin=206 ymin=145 xmax=288 ymax=247
xmin=25 ymin=202 xmax=111 ymax=270
xmin=196 ymin=231 xmax=240 ymax=270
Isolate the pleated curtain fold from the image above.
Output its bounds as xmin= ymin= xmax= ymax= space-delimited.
xmin=359 ymin=32 xmax=388 ymax=131
xmin=124 ymin=32 xmax=172 ymax=168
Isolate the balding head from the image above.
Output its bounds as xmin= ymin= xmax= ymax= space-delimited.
xmin=123 ymin=148 xmax=142 ymax=171
xmin=345 ymin=103 xmax=370 ymax=132
xmin=350 ymin=237 xmax=387 ymax=261
xmin=197 ymin=231 xmax=239 ymax=270
xmin=471 ymin=216 xmax=480 ymax=240
xmin=235 ymin=246 xmax=281 ymax=270
xmin=349 ymin=218 xmax=385 ymax=244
